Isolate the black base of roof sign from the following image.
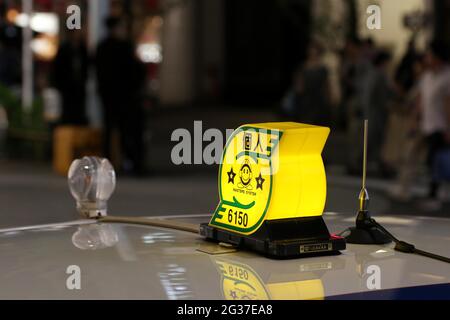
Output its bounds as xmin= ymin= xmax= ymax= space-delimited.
xmin=200 ymin=216 xmax=346 ymax=259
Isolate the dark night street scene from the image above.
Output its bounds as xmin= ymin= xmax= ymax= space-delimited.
xmin=0 ymin=0 xmax=449 ymax=304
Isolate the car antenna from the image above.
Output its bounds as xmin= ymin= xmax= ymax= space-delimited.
xmin=340 ymin=120 xmax=450 ymax=264
xmin=342 ymin=119 xmax=391 ymax=244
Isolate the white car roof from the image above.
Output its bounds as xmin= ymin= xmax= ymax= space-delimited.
xmin=0 ymin=212 xmax=449 ymax=299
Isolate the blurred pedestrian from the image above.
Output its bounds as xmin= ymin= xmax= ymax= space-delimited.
xmin=339 ymin=37 xmax=372 ymax=175
xmin=0 ymin=30 xmax=21 ymax=87
xmin=301 ymin=42 xmax=332 ymax=126
xmin=361 ymin=37 xmax=377 ymax=64
xmin=339 ymin=38 xmax=366 ymax=129
xmin=395 ymin=36 xmax=419 ymax=95
xmin=96 ymin=16 xmax=147 ymax=175
xmin=416 ymin=41 xmax=450 ymax=209
xmin=386 ymin=52 xmax=426 ymax=199
xmin=281 ymin=42 xmax=331 ymax=126
xmin=363 ymin=50 xmax=395 ymax=174
xmin=52 ymin=29 xmax=88 ymax=125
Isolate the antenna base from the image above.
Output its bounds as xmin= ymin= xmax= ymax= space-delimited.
xmin=342 ymin=210 xmax=392 ymax=245
xmin=344 ymin=226 xmax=392 ymax=244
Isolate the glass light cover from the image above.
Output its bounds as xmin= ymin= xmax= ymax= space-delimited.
xmin=68 ymin=156 xmax=116 ymax=218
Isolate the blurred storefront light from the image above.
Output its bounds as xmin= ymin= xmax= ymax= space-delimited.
xmin=136 ymin=15 xmax=164 ymax=64
xmin=137 ymin=43 xmax=163 ymax=64
xmin=13 ymin=12 xmax=59 ymax=35
xmin=30 ymin=35 xmax=58 ymax=61
xmin=6 ymin=9 xmax=20 ymax=24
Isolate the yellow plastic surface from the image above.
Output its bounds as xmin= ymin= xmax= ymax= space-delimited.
xmin=209 ymin=122 xmax=329 ymax=235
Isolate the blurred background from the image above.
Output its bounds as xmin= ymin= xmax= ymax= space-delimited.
xmin=0 ymin=0 xmax=450 ymax=228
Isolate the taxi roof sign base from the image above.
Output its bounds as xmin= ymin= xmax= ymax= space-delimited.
xmin=200 ymin=216 xmax=346 ymax=259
